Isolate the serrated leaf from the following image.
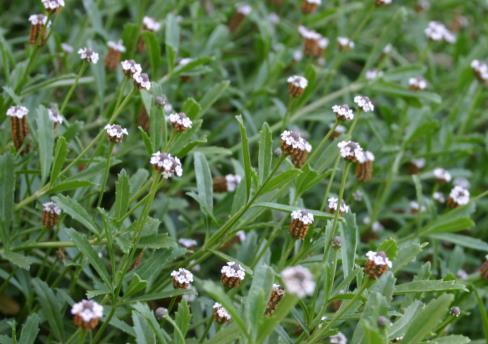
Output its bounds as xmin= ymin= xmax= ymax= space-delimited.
xmin=31 ymin=279 xmax=65 ymax=342
xmin=112 ymin=169 xmax=129 ymax=220
xmin=18 ymin=313 xmax=40 ymax=344
xmin=50 ymin=136 xmax=68 ymax=185
xmin=402 ymin=294 xmax=453 ymax=344
xmin=175 ymin=300 xmax=191 ymax=343
xmin=429 ymin=233 xmax=488 ymax=252
xmin=236 ymin=115 xmax=252 ymax=201
xmin=49 ymin=180 xmax=93 ymax=193
xmin=394 ymin=280 xmax=467 ymax=294
xmin=137 ymin=233 xmax=175 ymax=249
xmin=340 ymin=213 xmax=358 ymax=278
xmin=245 ymin=263 xmax=273 ymax=341
xmin=199 ymin=81 xmax=229 ymax=117
xmin=0 ymin=251 xmax=35 ymax=270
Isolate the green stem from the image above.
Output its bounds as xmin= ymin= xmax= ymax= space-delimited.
xmin=92 ymin=306 xmax=116 ymax=344
xmin=97 ymin=142 xmax=114 ymax=208
xmin=308 ymin=120 xmax=338 ymax=164
xmin=60 ymin=63 xmax=87 ymax=114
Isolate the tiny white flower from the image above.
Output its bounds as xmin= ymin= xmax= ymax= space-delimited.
xmin=454 ymin=177 xmax=470 ymax=189
xmin=71 ymin=299 xmax=103 ymax=323
xmin=449 ymin=186 xmax=470 ymax=206
xmin=170 ymin=268 xmax=194 ymax=287
xmin=287 ymin=75 xmax=308 ymax=89
xmin=237 ymin=4 xmax=252 ymax=15
xmin=409 ymin=76 xmax=428 ymax=90
xmin=121 ymin=59 xmax=142 ymax=76
xmin=6 ymin=105 xmax=29 ymax=119
xmin=366 ymin=251 xmax=392 ymax=268
xmin=43 ymin=201 xmax=62 ymax=215
xmin=143 ymin=16 xmax=161 ymax=32
xmin=178 ymin=238 xmax=198 ymax=249
xmin=281 ymin=265 xmax=315 ymax=298
xmin=425 ymin=21 xmax=456 ymax=43
xmin=61 ymin=43 xmax=73 ymax=53
xmin=471 ymin=60 xmax=488 ymax=82
xmin=221 ymin=262 xmax=246 ymax=280
xmin=411 ymin=158 xmax=426 ymax=169
xmin=42 ymin=0 xmax=65 ymax=11
xmin=354 ymin=95 xmax=374 ymax=112
xmin=104 ymin=124 xmax=128 ymax=142
xmin=78 ymin=47 xmax=99 ymax=64
xmin=330 ymin=332 xmax=347 ymax=344
xmin=225 ymin=174 xmax=241 ymax=192
xmin=332 ymin=104 xmax=354 ymax=121
xmin=107 ymin=40 xmax=126 ymax=53
xmin=337 ymin=36 xmax=354 ymax=50
xmin=213 ymin=303 xmax=231 ymax=321
xmin=433 ymin=167 xmax=451 ymax=183
xmin=328 ymin=197 xmax=350 ymax=214
xmin=133 ymin=72 xmax=151 ymax=90
xmin=383 ymin=44 xmax=393 ymax=54
xmin=167 ymin=112 xmax=193 ymax=130
xmin=337 ymin=140 xmax=364 ymax=161
xmin=366 ymin=69 xmax=383 ymax=81
xmin=29 ymin=14 xmax=48 ymax=26
xmin=433 ymin=192 xmax=446 ymax=203
xmin=280 ymin=130 xmax=312 ymax=152
xmin=291 ymin=209 xmax=314 ymax=225
xmin=48 ymin=108 xmax=63 ymax=125
xmin=150 ymin=151 xmax=183 ymax=179
xmin=178 ymin=58 xmax=193 ymax=67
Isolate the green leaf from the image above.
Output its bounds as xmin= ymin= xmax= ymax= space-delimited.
xmin=0 ymin=251 xmax=35 ymax=270
xmin=49 ymin=180 xmax=93 ymax=193
xmin=125 ymin=274 xmax=148 ymax=298
xmin=259 ymin=169 xmax=301 ymax=195
xmin=429 ymin=233 xmax=488 ymax=252
xmin=132 ymin=309 xmax=156 ymax=344
xmin=182 ymin=98 xmax=201 ymax=119
xmin=35 ymin=106 xmax=54 ymax=183
xmin=112 ymin=170 xmax=130 ymax=220
xmin=420 ymin=217 xmax=475 ymax=235
xmin=371 ymin=81 xmax=442 ymax=104
xmin=394 ymin=280 xmax=467 ymax=294
xmin=50 ymin=136 xmax=68 ymax=185
xmin=165 ymin=13 xmax=180 ymax=71
xmin=402 ymin=294 xmax=454 ymax=344
xmin=143 ymin=31 xmax=162 ymax=77
xmin=138 ymin=126 xmax=154 ymax=154
xmin=377 ymin=238 xmax=398 ymax=261
xmin=137 ymin=233 xmax=175 ymax=249
xmin=258 ymin=123 xmax=272 ymax=184
xmin=474 ymin=288 xmax=488 ymax=342
xmin=66 ymin=228 xmax=111 ymax=287
xmin=257 ymin=294 xmax=299 ymax=343
xmin=18 ymin=313 xmax=40 ymax=344
xmin=122 ymin=23 xmax=140 ymax=56
xmin=31 ymin=278 xmax=65 ymax=342
xmin=427 ymin=335 xmax=471 ymax=344
xmin=194 ymin=152 xmax=213 ymax=214
xmin=252 ymin=202 xmax=335 ymax=219
xmin=0 ymin=153 xmax=15 ymax=244
xmin=53 ymin=195 xmax=99 ymax=234
xmin=132 ymin=303 xmax=167 ymax=344
xmin=393 ymin=240 xmax=422 ymax=273
xmin=389 ymin=300 xmax=423 ymax=340
xmin=199 ymin=81 xmax=229 ymax=117
xmin=245 ymin=263 xmax=273 ymax=341
xmin=175 ymin=300 xmax=191 ymax=343
xmin=340 ymin=213 xmax=358 ymax=278
xmin=129 ymin=289 xmax=188 ymax=303
xmin=236 ymin=115 xmax=252 ymax=201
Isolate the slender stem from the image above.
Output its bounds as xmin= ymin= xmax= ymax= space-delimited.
xmin=320 ymin=156 xmax=341 ymax=211
xmin=97 ymin=142 xmax=114 ymax=207
xmin=92 ymin=306 xmax=116 ymax=344
xmin=60 ymin=63 xmax=87 ymax=114
xmin=308 ymin=120 xmax=338 ymax=164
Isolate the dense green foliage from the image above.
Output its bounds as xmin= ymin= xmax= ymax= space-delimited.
xmin=0 ymin=0 xmax=487 ymax=343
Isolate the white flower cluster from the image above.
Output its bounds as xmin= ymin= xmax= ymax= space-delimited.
xmin=280 ymin=130 xmax=312 ymax=152
xmin=48 ymin=108 xmax=63 ymax=125
xmin=104 ymin=124 xmax=128 ymax=140
xmin=281 ymin=265 xmax=315 ymax=298
xmin=304 ymin=0 xmax=321 ymax=4
xmin=298 ymin=26 xmax=329 ymax=48
xmin=143 ymin=16 xmax=161 ymax=32
xmin=78 ymin=47 xmax=99 ymax=64
xmin=237 ymin=4 xmax=252 ymax=15
xmin=366 ymin=251 xmax=392 ymax=268
xmin=471 ymin=60 xmax=488 ymax=82
xmin=42 ymin=0 xmax=65 ymax=11
xmin=291 ymin=209 xmax=314 ymax=225
xmin=337 ymin=140 xmax=364 ymax=161
xmin=332 ymin=104 xmax=354 ymax=121
xmin=328 ymin=197 xmax=350 ymax=213
xmin=61 ymin=43 xmax=73 ymax=53
xmin=213 ymin=303 xmax=231 ymax=321
xmin=170 ymin=268 xmax=194 ymax=285
xmin=178 ymin=238 xmax=198 ymax=249
xmin=354 ymin=95 xmax=374 ymax=112
xmin=71 ymin=300 xmax=103 ymax=323
xmin=6 ymin=105 xmax=29 ymax=119
xmin=150 ymin=151 xmax=183 ymax=179
xmin=358 ymin=150 xmax=375 ymax=164
xmin=29 ymin=14 xmax=48 ymax=25
xmin=449 ymin=186 xmax=470 ymax=206
xmin=287 ymin=75 xmax=308 ymax=89
xmin=43 ymin=201 xmax=62 ymax=215
xmin=366 ymin=69 xmax=383 ymax=81
xmin=167 ymin=112 xmax=193 ymax=129
xmin=121 ymin=59 xmax=142 ymax=76
xmin=330 ymin=332 xmax=348 ymax=344
xmin=337 ymin=36 xmax=355 ymax=50
xmin=409 ymin=76 xmax=428 ymax=90
xmin=108 ymin=40 xmax=126 ymax=53
xmin=178 ymin=58 xmax=193 ymax=67
xmin=225 ymin=174 xmax=242 ymax=192
xmin=425 ymin=21 xmax=456 ymax=43
xmin=433 ymin=167 xmax=451 ymax=183
xmin=409 ymin=201 xmax=425 ymax=213
xmin=411 ymin=158 xmax=426 ymax=169
xmin=133 ymin=72 xmax=151 ymax=91
xmin=221 ymin=262 xmax=245 ymax=280
xmin=433 ymin=191 xmax=445 ymax=203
